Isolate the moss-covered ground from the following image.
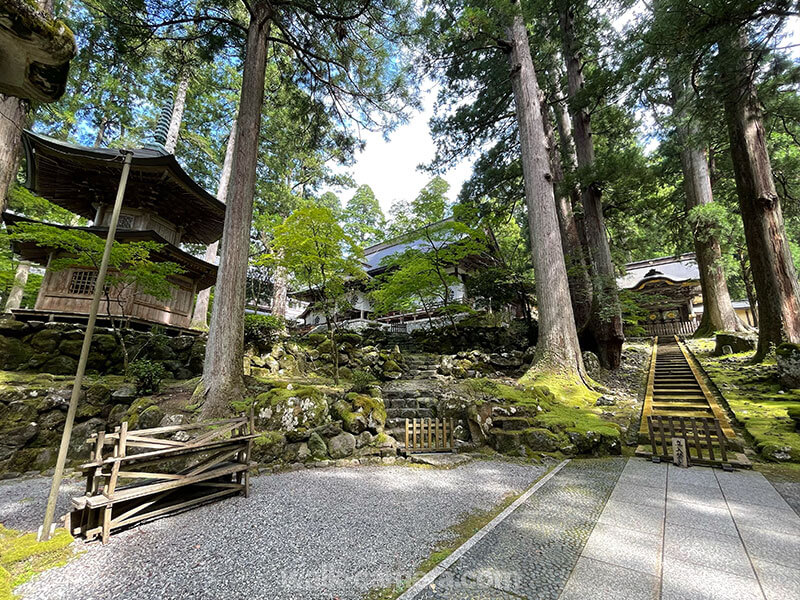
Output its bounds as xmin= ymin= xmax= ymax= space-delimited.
xmin=687 ymin=339 xmax=800 ymax=463
xmin=0 ymin=526 xmax=75 ymax=600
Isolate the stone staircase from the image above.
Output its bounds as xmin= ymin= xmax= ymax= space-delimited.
xmin=383 ymin=353 xmax=443 ymax=443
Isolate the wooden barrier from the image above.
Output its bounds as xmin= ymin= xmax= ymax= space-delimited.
xmin=68 ymin=410 xmax=257 ymax=543
xmin=647 ymin=415 xmax=733 ymax=469
xmin=404 ymin=417 xmax=454 ymax=453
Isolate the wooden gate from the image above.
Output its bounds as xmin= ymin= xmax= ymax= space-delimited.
xmin=647 ymin=415 xmax=737 ymax=469
xmin=404 ymin=418 xmax=454 ymax=453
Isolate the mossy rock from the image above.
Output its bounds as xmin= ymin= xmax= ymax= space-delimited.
xmin=308 ymin=431 xmax=328 ymax=460
xmin=28 ymin=329 xmax=62 ymax=353
xmin=0 ymin=336 xmax=33 ymax=370
xmin=306 ymin=333 xmax=327 ymax=346
xmin=41 ymin=355 xmax=77 ymax=376
xmin=317 ymin=338 xmax=334 ymax=354
xmin=338 ymin=332 xmax=362 ymax=346
xmin=347 ymin=393 xmax=387 ymax=432
xmin=252 ymin=431 xmax=287 ymax=463
xmin=254 ymin=386 xmax=329 ymax=433
xmin=124 ymin=396 xmax=157 ymax=429
xmin=331 ymin=399 xmax=367 ymax=434
xmin=137 ymin=405 xmax=165 ymax=429
xmin=788 ymin=406 xmax=800 ymax=432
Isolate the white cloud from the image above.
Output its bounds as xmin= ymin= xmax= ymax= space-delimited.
xmin=327 ymin=86 xmax=474 ymax=214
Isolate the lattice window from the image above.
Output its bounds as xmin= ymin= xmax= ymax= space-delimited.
xmin=117 ymin=214 xmax=135 ymax=229
xmin=68 ymin=270 xmax=97 ymax=295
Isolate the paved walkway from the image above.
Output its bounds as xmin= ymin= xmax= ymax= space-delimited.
xmin=410 ymin=458 xmax=800 ymax=600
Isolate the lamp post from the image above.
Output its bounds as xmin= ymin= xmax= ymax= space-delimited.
xmin=39 ymin=150 xmax=133 ymax=541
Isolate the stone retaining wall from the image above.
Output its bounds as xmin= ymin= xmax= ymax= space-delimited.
xmin=0 ymin=318 xmax=205 ymax=378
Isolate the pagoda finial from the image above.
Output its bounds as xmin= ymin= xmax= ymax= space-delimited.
xmin=145 ymin=101 xmax=173 ymax=152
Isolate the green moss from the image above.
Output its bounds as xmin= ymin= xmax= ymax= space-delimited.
xmin=0 ymin=525 xmax=74 ymax=598
xmin=687 ymin=339 xmax=800 ymax=462
xmin=124 ymin=396 xmax=156 ymax=429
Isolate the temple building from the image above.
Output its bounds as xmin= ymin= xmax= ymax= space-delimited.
xmin=1 ymin=130 xmax=224 ymax=331
xmin=617 ymin=253 xmax=755 ymax=336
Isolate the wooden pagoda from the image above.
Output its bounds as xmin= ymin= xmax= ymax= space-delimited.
xmin=2 ymin=130 xmax=225 ymax=330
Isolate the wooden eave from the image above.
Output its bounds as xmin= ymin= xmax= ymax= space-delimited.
xmin=21 ymin=131 xmax=225 ymax=244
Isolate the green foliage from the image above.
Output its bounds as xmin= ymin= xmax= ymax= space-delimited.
xmin=272 ymin=204 xmax=365 ymax=326
xmin=7 ymin=223 xmax=184 ymax=311
xmin=349 ymin=369 xmax=377 ymax=393
xmin=343 ymin=185 xmax=385 ymax=247
xmin=372 ymin=184 xmax=485 ymax=328
xmin=129 ymin=359 xmax=166 ymax=394
xmin=243 ymin=314 xmax=286 ymax=352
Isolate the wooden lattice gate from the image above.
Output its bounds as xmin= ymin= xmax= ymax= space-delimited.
xmin=404 ymin=418 xmax=454 ymax=453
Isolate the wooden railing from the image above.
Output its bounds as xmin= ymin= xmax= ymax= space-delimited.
xmin=68 ymin=411 xmax=256 ymax=543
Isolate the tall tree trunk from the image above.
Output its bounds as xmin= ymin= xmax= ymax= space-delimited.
xmin=559 ymin=3 xmax=624 ymax=369
xmin=191 ymin=121 xmax=237 ymax=330
xmin=165 ymin=72 xmax=190 ymax=154
xmin=202 ymin=5 xmax=271 ymax=418
xmin=670 ymin=80 xmax=748 ymax=336
xmin=93 ymin=116 xmax=108 ymax=148
xmin=720 ymin=31 xmax=800 ymax=359
xmin=737 ymin=249 xmax=758 ymax=327
xmin=506 ymin=9 xmax=585 ymax=378
xmin=3 ymin=261 xmax=30 ymax=312
xmin=0 ymin=96 xmax=26 ymax=213
xmin=270 ymin=261 xmax=288 ymax=318
xmin=546 ymin=97 xmax=592 ymax=334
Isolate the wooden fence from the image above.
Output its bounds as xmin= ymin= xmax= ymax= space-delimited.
xmin=647 ymin=415 xmax=732 ymax=469
xmin=68 ymin=411 xmax=257 ymax=543
xmin=404 ymin=418 xmax=454 ymax=453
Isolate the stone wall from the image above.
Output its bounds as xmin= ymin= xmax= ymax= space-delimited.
xmin=0 ymin=375 xmax=143 ymax=477
xmin=0 ymin=318 xmax=205 ymax=378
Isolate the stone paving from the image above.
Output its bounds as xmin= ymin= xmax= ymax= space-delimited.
xmin=410 ymin=458 xmax=800 ymax=600
xmin=415 ymin=458 xmax=626 ymax=599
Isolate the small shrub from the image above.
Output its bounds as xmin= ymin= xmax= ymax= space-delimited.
xmin=129 ymin=359 xmax=166 ymax=394
xmin=350 ymin=369 xmax=376 ymax=394
xmin=244 ymin=314 xmax=286 ymax=352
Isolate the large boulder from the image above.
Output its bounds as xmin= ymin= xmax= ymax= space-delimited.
xmin=254 ymin=385 xmax=329 ymax=434
xmin=42 ymin=355 xmax=78 ymax=375
xmin=252 ymin=431 xmax=287 ymax=463
xmin=327 ymin=432 xmax=356 ymax=459
xmin=714 ymin=332 xmax=757 ymax=356
xmin=29 ymin=328 xmax=62 ymax=353
xmin=68 ymin=418 xmax=105 ymax=459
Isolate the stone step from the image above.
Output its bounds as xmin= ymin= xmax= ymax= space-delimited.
xmin=385 ymin=396 xmax=438 ymax=410
xmin=385 ymin=407 xmax=436 ymax=420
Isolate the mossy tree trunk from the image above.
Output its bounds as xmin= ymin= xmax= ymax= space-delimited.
xmin=506 ymin=6 xmax=585 ymax=378
xmin=670 ymin=78 xmax=748 ymax=337
xmin=202 ymin=4 xmax=271 ymax=418
xmin=547 ymin=87 xmax=592 ymax=336
xmin=720 ymin=31 xmax=800 ymax=360
xmin=559 ymin=2 xmax=624 ymax=370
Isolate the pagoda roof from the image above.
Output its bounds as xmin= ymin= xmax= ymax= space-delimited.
xmin=617 ymin=253 xmax=701 ymax=291
xmin=21 ymin=130 xmax=225 ymax=245
xmin=3 ymin=212 xmax=218 ymax=290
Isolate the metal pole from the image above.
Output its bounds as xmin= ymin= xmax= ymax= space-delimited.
xmin=39 ymin=151 xmax=133 ymax=541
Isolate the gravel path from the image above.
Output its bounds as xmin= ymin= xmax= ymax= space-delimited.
xmin=4 ymin=460 xmax=546 ymax=600
xmin=0 ymin=475 xmax=84 ymax=531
